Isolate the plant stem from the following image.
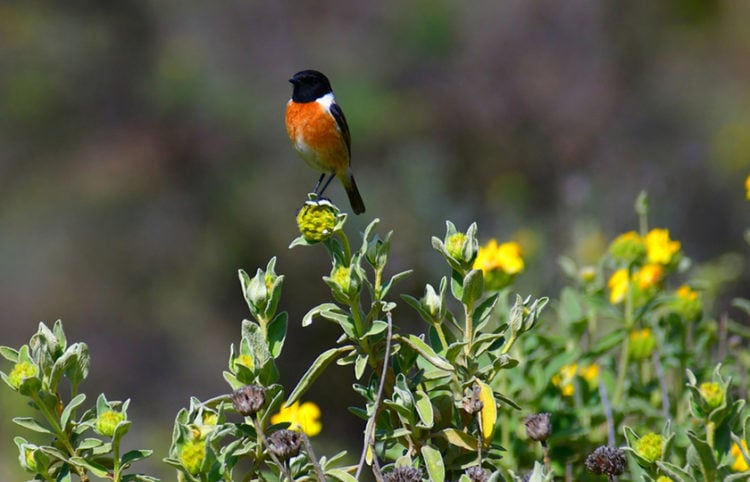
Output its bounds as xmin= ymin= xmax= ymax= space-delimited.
xmin=356 ymin=312 xmax=393 ymax=481
xmin=613 ymin=269 xmax=635 ymax=405
xmin=30 ymin=392 xmax=89 ymax=482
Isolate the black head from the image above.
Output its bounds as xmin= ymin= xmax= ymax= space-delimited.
xmin=289 ymin=70 xmax=333 ymax=103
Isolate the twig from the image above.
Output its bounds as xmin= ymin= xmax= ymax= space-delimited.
xmin=253 ymin=417 xmax=294 ymax=482
xmin=301 ymin=433 xmax=326 ymax=482
xmin=355 ymin=311 xmax=393 ymax=481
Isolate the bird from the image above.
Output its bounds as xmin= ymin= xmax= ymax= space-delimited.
xmin=285 ymin=69 xmax=366 ymax=214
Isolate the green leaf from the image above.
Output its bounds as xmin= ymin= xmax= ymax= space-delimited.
xmin=439 ymin=428 xmax=477 ymax=450
xmin=461 ymin=269 xmax=484 ymax=306
xmin=302 ymin=304 xmax=356 ymax=338
xmin=687 ymin=430 xmax=717 ymax=480
xmin=656 ymin=461 xmax=696 ymax=482
xmin=78 ymin=438 xmax=104 ymax=450
xmin=363 ymin=320 xmax=388 ymax=339
xmin=473 ymin=293 xmax=499 ymax=332
xmin=0 ymin=346 xmax=19 ymax=362
xmin=121 ymin=449 xmax=154 ymax=466
xmin=590 ymin=329 xmax=627 ymax=356
xmin=421 ymin=445 xmax=445 ymax=482
xmin=60 ymin=393 xmax=86 ymax=429
xmin=267 ymin=312 xmax=288 ymax=358
xmin=68 ymin=457 xmax=110 ymax=477
xmin=287 ymin=346 xmax=354 ymax=405
xmin=122 ymin=475 xmax=161 ymax=482
xmin=13 ymin=417 xmax=53 ymax=435
xmin=326 ymin=468 xmax=359 ymax=482
xmin=415 ymin=389 xmax=434 ymax=428
xmin=379 ymin=269 xmax=413 ymax=299
xmin=354 ymin=353 xmax=369 ymax=380
xmin=397 ymin=334 xmax=454 ymax=372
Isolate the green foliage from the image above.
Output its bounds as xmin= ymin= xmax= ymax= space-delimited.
xmin=0 ymin=320 xmax=156 ymax=482
xmin=2 ymin=193 xmax=750 ymax=481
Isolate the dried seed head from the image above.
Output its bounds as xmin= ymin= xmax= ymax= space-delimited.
xmin=267 ymin=429 xmax=302 ymax=460
xmin=231 ymin=385 xmax=266 ymax=416
xmin=585 ymin=446 xmax=626 ymax=477
xmin=464 ymin=465 xmax=489 ymax=482
xmin=383 ymin=466 xmax=424 ymax=482
xmin=463 ymin=384 xmax=483 ymax=414
xmin=523 ymin=412 xmax=552 ymax=443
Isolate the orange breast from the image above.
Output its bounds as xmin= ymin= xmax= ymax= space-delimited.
xmin=286 ymin=101 xmax=349 ymax=173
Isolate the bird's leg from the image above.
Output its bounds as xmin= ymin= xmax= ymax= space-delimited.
xmin=316 ymin=173 xmax=336 ymax=198
xmin=312 ymin=173 xmax=326 ymax=196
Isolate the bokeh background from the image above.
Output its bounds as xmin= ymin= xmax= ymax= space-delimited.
xmin=1 ymin=0 xmax=749 ymax=479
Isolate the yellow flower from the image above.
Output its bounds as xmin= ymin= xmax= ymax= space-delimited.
xmin=634 ymin=264 xmax=663 ymax=289
xmin=656 ymin=476 xmax=674 ymax=482
xmin=731 ymin=440 xmax=749 ymax=472
xmin=271 ymin=401 xmax=322 ymax=437
xmin=551 ymin=364 xmax=578 ymax=397
xmin=677 ymin=285 xmax=697 ymax=301
xmin=746 ymin=175 xmax=750 ymax=200
xmin=645 ymin=229 xmax=681 ymax=265
xmin=673 ymin=285 xmax=701 ymax=320
xmin=579 ymin=364 xmax=600 ymax=388
xmin=608 ymin=269 xmax=630 ymax=304
xmin=474 ymin=240 xmax=524 ymax=275
xmin=551 ymin=364 xmax=599 ymax=397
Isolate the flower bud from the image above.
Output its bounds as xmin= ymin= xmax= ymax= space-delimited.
xmin=179 ymin=438 xmax=207 ymax=475
xmin=585 ymin=446 xmax=626 ymax=477
xmin=8 ymin=361 xmax=38 ymax=389
xmin=95 ymin=409 xmax=125 ymax=437
xmin=383 ymin=466 xmax=424 ymax=482
xmin=523 ymin=413 xmax=552 ymax=444
xmin=462 ymin=384 xmax=483 ymax=414
xmin=634 ymin=432 xmax=663 ymax=463
xmin=629 ymin=328 xmax=657 ymax=360
xmin=267 ymin=429 xmax=302 ymax=460
xmin=699 ymin=382 xmax=725 ymax=409
xmin=231 ymin=385 xmax=266 ymax=416
xmin=296 ymin=201 xmax=338 ymax=243
xmin=464 ymin=466 xmax=489 ymax=482
xmin=608 ymin=231 xmax=646 ymax=264
xmin=446 ymin=232 xmax=469 ymax=261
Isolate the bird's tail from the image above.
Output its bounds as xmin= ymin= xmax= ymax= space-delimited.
xmin=340 ymin=169 xmax=366 ymax=215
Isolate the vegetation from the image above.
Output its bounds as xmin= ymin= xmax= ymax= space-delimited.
xmin=3 ymin=192 xmax=750 ymax=481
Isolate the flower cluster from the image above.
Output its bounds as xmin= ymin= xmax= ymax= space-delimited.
xmin=551 ymin=363 xmax=599 ymax=397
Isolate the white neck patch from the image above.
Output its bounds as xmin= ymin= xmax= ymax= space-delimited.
xmin=316 ymin=92 xmax=335 ymax=110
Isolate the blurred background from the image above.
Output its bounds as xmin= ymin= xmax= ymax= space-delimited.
xmin=1 ymin=0 xmax=749 ymax=478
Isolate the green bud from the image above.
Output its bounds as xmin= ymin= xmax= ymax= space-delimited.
xmin=180 ymin=438 xmax=207 ymax=475
xmin=699 ymin=382 xmax=725 ymax=409
xmin=634 ymin=432 xmax=663 ymax=463
xmin=8 ymin=361 xmax=38 ymax=389
xmin=96 ymin=410 xmax=125 ymax=437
